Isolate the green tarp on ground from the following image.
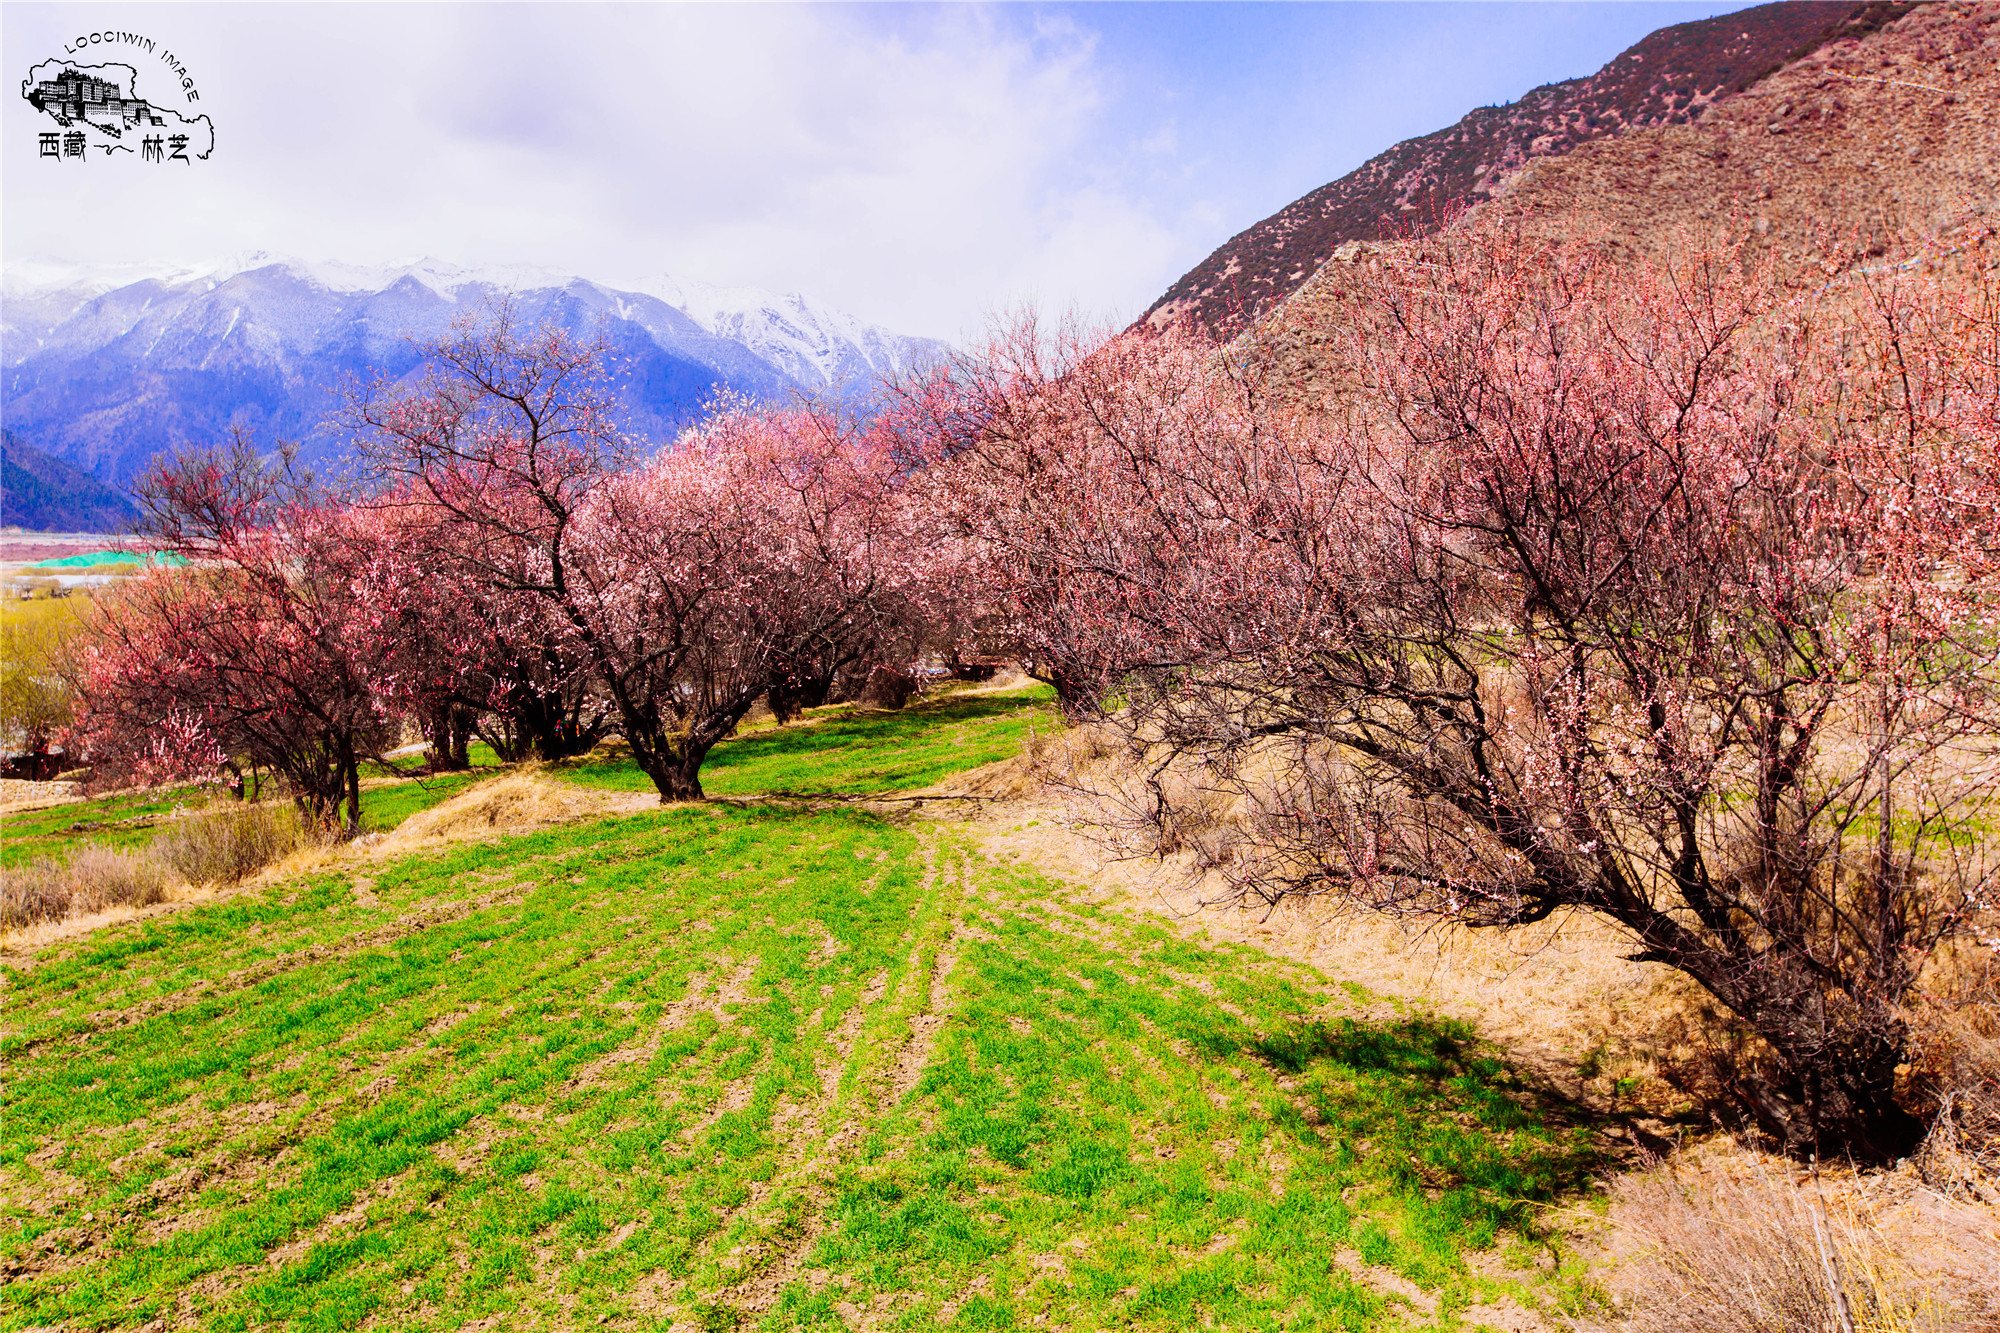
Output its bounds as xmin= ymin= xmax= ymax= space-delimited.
xmin=24 ymin=550 xmax=187 ymax=569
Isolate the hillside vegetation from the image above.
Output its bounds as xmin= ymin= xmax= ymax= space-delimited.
xmin=3 ymin=693 xmax=1610 ymax=1332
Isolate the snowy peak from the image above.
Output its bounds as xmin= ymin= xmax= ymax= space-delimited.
xmin=652 ymin=274 xmax=933 ymax=392
xmin=2 ymin=255 xmax=950 ymax=487
xmin=3 ymin=254 xmax=946 ymax=394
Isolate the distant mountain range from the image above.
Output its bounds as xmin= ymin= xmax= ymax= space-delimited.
xmin=0 ymin=429 xmax=139 ymax=533
xmin=1145 ymin=0 xmax=1915 ymax=333
xmin=1 ymin=256 xmax=947 ymax=494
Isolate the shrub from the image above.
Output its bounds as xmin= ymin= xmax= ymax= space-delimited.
xmin=151 ymin=801 xmax=317 ymax=886
xmin=0 ymin=845 xmax=169 ymax=930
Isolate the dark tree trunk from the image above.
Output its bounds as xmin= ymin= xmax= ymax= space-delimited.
xmin=641 ymin=751 xmax=707 ymax=802
xmin=1027 ymin=660 xmax=1093 ymax=713
xmin=1642 ymin=924 xmax=1926 ymax=1161
xmin=425 ymin=702 xmax=473 ymax=771
xmin=770 ymin=676 xmax=834 ymax=724
xmin=512 ymin=689 xmax=601 ymax=762
xmin=858 ymin=664 xmax=917 ymax=710
xmin=622 ymin=694 xmax=763 ymax=805
xmin=343 ymin=740 xmax=362 ymax=836
xmin=448 ymin=706 xmax=472 ymax=768
xmin=947 ymin=655 xmax=999 ymax=682
xmin=1751 ymin=1014 xmax=1924 ymax=1161
xmin=770 ymin=660 xmax=845 ymax=723
xmin=768 ymin=679 xmax=805 ymax=724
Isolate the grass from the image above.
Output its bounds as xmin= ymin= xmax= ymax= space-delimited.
xmin=3 ymin=689 xmax=1610 ymax=1330
xmin=558 ymin=685 xmax=1057 ymax=798
xmin=380 ymin=743 xmax=508 ymax=775
xmin=5 ymin=684 xmax=1046 ymax=873
xmin=1 ymin=773 xmax=486 ymax=874
xmin=1 ymin=787 xmax=213 ymax=869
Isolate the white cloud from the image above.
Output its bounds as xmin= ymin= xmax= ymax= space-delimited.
xmin=2 ymin=4 xmax=1213 ymax=340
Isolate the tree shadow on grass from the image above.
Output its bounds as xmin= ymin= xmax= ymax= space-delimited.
xmin=1246 ymin=1014 xmax=1648 ymax=1237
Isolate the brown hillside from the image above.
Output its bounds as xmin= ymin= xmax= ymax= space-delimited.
xmin=1476 ymin=0 xmax=1998 ymax=265
xmin=1252 ymin=0 xmax=2000 ymax=398
xmin=1145 ymin=0 xmax=1913 ymax=335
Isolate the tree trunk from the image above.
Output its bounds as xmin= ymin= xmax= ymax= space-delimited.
xmin=1695 ymin=958 xmax=1925 ymax=1161
xmin=290 ymin=764 xmax=344 ymax=832
xmin=626 ymin=696 xmax=762 ymax=804
xmin=771 ymin=664 xmax=841 ymax=723
xmin=425 ymin=702 xmax=471 ymax=771
xmin=1624 ymin=910 xmax=1924 ymax=1162
xmin=768 ymin=680 xmax=804 ymax=724
xmin=448 ymin=706 xmax=472 ymax=768
xmin=514 ymin=690 xmax=598 ymax=762
xmin=641 ymin=748 xmax=707 ymax=802
xmin=1028 ymin=660 xmax=1093 ymax=713
xmin=1771 ymin=1026 xmax=1924 ymax=1162
xmin=342 ymin=735 xmax=362 ymax=836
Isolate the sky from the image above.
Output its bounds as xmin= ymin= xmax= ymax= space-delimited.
xmin=3 ymin=2 xmax=1768 ymax=342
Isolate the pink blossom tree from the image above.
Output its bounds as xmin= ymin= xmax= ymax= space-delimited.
xmin=342 ymin=501 xmax=611 ymax=766
xmin=914 ymin=225 xmax=2000 ymax=1157
xmin=353 ymin=311 xmax=919 ymax=801
xmin=888 ymin=312 xmax=1305 ymax=710
xmin=68 ymin=441 xmax=398 ymax=830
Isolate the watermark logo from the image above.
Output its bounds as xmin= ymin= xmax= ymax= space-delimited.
xmin=21 ymin=30 xmax=214 ymax=163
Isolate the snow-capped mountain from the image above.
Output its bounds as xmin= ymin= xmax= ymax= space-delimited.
xmin=2 ymin=255 xmax=947 ymax=488
xmin=651 ymin=275 xmax=934 ymax=398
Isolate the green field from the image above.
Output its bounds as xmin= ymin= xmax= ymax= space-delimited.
xmin=1 ymin=773 xmax=493 ymax=871
xmin=559 ymin=687 xmax=1058 ymax=797
xmin=3 ymin=690 xmax=1609 ymax=1331
xmin=2 ymin=786 xmax=212 ymax=869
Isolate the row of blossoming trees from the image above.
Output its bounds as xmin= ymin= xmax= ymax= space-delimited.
xmin=72 ymin=306 xmax=940 ymax=824
xmin=68 ymin=222 xmax=2000 ymax=1156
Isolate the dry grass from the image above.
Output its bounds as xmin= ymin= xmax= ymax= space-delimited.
xmin=2 ymin=801 xmax=315 ymax=931
xmin=0 ymin=844 xmax=169 ymax=930
xmin=1905 ymin=954 xmax=2000 ymax=1207
xmin=150 ymin=801 xmax=322 ymax=886
xmin=379 ymin=770 xmax=642 ymax=848
xmin=1597 ymin=1152 xmax=2000 ymax=1333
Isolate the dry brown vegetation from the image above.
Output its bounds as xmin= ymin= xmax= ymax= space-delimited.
xmin=150 ymin=801 xmax=322 ymax=886
xmin=2 ymin=800 xmax=326 ymax=932
xmin=0 ymin=843 xmax=169 ymax=930
xmin=1257 ymin=2 xmax=2000 ymax=409
xmin=377 ymin=769 xmax=649 ymax=848
xmin=1596 ymin=1152 xmax=2000 ymax=1333
xmin=1905 ymin=959 xmax=2000 ymax=1206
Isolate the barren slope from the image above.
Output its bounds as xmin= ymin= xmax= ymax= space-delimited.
xmin=1145 ymin=0 xmax=1910 ymax=334
xmin=1253 ymin=0 xmax=2000 ymax=405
